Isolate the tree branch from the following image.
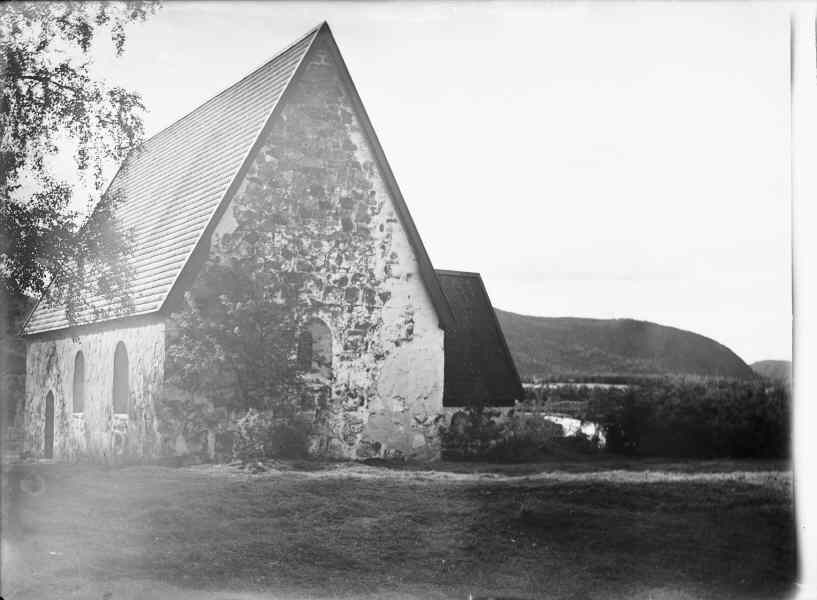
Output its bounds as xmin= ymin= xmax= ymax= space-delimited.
xmin=18 ymin=74 xmax=83 ymax=95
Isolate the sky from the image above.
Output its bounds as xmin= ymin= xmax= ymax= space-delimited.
xmin=72 ymin=1 xmax=791 ymax=364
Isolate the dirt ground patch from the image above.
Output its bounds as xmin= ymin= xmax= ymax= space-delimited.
xmin=194 ymin=460 xmax=792 ymax=486
xmin=0 ymin=460 xmax=797 ymax=600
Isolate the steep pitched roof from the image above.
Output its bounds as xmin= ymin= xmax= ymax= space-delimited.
xmin=24 ymin=23 xmax=454 ymax=335
xmin=436 ymin=270 xmax=524 ymax=407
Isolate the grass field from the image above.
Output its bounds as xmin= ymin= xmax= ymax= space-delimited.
xmin=0 ymin=459 xmax=797 ymax=600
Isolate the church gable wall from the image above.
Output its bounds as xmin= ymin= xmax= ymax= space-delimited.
xmin=208 ymin=44 xmax=445 ymax=460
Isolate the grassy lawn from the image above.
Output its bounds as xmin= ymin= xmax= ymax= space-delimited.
xmin=1 ymin=459 xmax=796 ymax=600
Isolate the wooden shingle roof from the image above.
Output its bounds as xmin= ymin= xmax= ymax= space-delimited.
xmin=436 ymin=270 xmax=524 ymax=407
xmin=24 ymin=23 xmax=454 ymax=335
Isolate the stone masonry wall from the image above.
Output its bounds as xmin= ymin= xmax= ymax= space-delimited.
xmin=210 ymin=42 xmax=446 ymax=460
xmin=24 ymin=320 xmax=165 ymax=462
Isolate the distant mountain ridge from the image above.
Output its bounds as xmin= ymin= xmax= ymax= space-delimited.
xmin=494 ymin=309 xmax=756 ymax=380
xmin=751 ymin=360 xmax=791 ymax=384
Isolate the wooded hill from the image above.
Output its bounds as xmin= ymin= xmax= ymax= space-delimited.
xmin=494 ymin=309 xmax=756 ymax=380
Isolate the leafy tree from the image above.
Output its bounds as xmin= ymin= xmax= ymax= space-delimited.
xmin=0 ymin=1 xmax=158 ymax=425
xmin=162 ymin=186 xmax=317 ymax=460
xmin=165 ymin=204 xmax=308 ymax=417
xmin=1 ymin=1 xmax=157 ymax=304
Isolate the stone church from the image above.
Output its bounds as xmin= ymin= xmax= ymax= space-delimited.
xmin=21 ymin=23 xmax=522 ymax=463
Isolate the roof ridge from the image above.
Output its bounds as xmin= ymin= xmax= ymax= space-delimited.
xmin=135 ymin=22 xmax=324 ymax=152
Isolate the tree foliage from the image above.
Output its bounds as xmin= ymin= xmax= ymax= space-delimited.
xmin=0 ymin=1 xmax=157 ymax=425
xmin=1 ymin=1 xmax=156 ymax=307
xmin=165 ymin=197 xmax=310 ymax=416
xmin=585 ymin=378 xmax=791 ymax=459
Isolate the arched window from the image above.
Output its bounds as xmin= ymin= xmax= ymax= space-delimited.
xmin=112 ymin=342 xmax=129 ymax=414
xmin=297 ymin=320 xmax=332 ymax=379
xmin=73 ymin=351 xmax=85 ymax=413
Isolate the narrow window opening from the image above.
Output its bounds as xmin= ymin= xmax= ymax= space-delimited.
xmin=112 ymin=342 xmax=129 ymax=414
xmin=73 ymin=351 xmax=85 ymax=413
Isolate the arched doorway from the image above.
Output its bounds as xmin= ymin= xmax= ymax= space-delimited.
xmin=44 ymin=390 xmax=54 ymax=458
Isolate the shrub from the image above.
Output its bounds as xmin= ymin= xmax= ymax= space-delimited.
xmin=440 ymin=406 xmax=504 ymax=460
xmin=268 ymin=419 xmax=311 ymax=459
xmin=495 ymin=414 xmax=565 ymax=460
xmin=585 ymin=378 xmax=790 ymax=459
xmin=155 ymin=388 xmax=230 ymax=461
xmin=233 ymin=409 xmax=311 ymax=462
xmin=440 ymin=405 xmax=564 ymax=461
